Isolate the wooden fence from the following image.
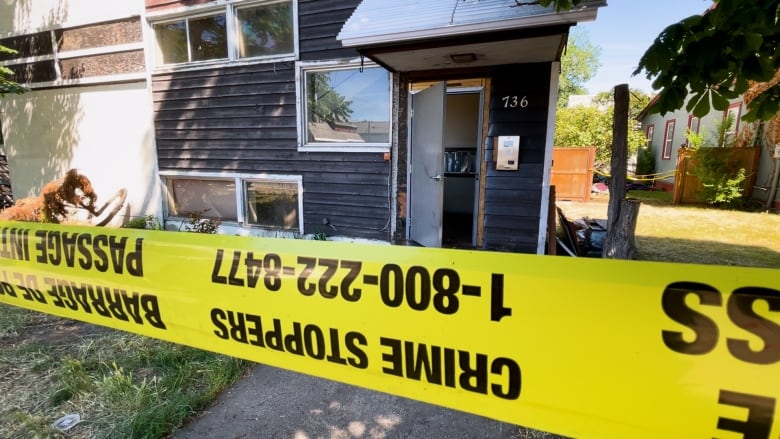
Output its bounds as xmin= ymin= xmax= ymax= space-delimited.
xmin=673 ymin=147 xmax=760 ymax=205
xmin=551 ymin=147 xmax=595 ymax=202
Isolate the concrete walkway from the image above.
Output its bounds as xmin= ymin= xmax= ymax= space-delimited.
xmin=172 ymin=364 xmax=532 ymax=439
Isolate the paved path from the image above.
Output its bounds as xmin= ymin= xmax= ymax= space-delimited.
xmin=172 ymin=364 xmax=529 ymax=439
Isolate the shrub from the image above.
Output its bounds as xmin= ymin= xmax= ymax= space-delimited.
xmin=635 ymin=146 xmax=655 ymax=177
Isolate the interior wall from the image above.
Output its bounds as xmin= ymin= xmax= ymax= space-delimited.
xmin=443 ymin=92 xmax=479 ymax=214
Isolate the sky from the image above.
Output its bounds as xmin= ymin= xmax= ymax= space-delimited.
xmin=578 ymin=0 xmax=713 ymax=95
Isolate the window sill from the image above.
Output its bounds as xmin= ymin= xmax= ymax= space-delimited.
xmin=298 ymin=145 xmax=390 ymax=153
xmin=153 ymin=55 xmax=297 ymax=75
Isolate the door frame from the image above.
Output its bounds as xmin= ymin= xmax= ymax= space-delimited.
xmin=444 ymin=85 xmax=484 ymax=247
xmin=405 ymin=79 xmax=489 ymax=248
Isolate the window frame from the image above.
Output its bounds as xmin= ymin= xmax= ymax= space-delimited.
xmin=687 ymin=115 xmax=700 ymax=135
xmin=160 ymin=171 xmax=303 ymax=233
xmin=662 ymin=119 xmax=675 ymax=160
xmin=297 ymin=59 xmax=393 ymax=153
xmin=0 ymin=20 xmax=146 ymax=88
xmin=148 ymin=0 xmax=298 ymax=71
xmin=723 ymin=101 xmax=742 ymax=145
xmin=645 ymin=124 xmax=654 ymax=149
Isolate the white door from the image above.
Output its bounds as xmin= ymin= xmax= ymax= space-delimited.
xmin=409 ymin=82 xmax=446 ymax=247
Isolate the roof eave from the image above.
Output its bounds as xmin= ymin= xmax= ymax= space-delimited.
xmin=339 ymin=9 xmax=599 ymax=47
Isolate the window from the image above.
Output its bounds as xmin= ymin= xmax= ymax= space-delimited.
xmin=687 ymin=115 xmax=700 ymax=135
xmin=151 ymin=0 xmax=295 ymax=67
xmin=165 ymin=178 xmax=238 ymax=220
xmin=245 ymin=179 xmax=299 ymax=229
xmin=299 ymin=62 xmax=391 ymax=151
xmin=0 ymin=18 xmax=145 ymax=88
xmin=662 ymin=120 xmax=675 ymax=160
xmin=645 ymin=124 xmax=654 ymax=149
xmin=723 ymin=102 xmax=742 ymax=146
xmin=163 ymin=172 xmax=303 ymax=232
xmin=236 ymin=2 xmax=294 ymax=58
xmin=155 ymin=14 xmax=228 ymax=64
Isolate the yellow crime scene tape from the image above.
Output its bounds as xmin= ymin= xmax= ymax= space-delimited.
xmin=0 ymin=221 xmax=777 ymax=438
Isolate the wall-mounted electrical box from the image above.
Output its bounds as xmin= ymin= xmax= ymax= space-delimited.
xmin=496 ymin=135 xmax=520 ymax=170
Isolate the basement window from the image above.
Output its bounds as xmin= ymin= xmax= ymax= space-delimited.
xmin=163 ymin=172 xmax=302 ymax=232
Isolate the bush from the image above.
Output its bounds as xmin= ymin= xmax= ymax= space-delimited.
xmin=635 ymin=146 xmax=655 ymax=177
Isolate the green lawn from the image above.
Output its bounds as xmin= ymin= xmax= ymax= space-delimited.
xmin=558 ymin=191 xmax=780 ymax=268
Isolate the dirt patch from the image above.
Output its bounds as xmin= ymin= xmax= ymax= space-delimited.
xmin=0 ymin=310 xmax=108 ymax=350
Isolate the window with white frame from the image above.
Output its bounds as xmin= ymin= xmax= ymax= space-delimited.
xmin=298 ymin=62 xmax=391 ymax=151
xmin=163 ymin=173 xmax=302 ymax=232
xmin=151 ymin=0 xmax=295 ymax=67
xmin=662 ymin=120 xmax=675 ymax=160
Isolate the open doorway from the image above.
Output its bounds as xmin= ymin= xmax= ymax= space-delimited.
xmin=442 ymin=90 xmax=481 ymax=248
xmin=408 ymin=81 xmax=483 ymax=248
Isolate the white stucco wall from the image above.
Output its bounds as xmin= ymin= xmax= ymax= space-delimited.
xmin=0 ymin=81 xmax=161 ymax=222
xmin=0 ymin=0 xmax=159 ymax=223
xmin=0 ymin=0 xmax=142 ymax=36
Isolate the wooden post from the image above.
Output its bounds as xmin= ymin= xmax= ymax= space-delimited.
xmin=547 ymin=185 xmax=557 ymax=255
xmin=602 ymin=84 xmax=640 ymax=259
xmin=603 ymin=198 xmax=640 ymax=259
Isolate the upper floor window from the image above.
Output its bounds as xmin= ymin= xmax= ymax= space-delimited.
xmin=662 ymin=120 xmax=675 ymax=160
xmin=687 ymin=115 xmax=700 ymax=135
xmin=723 ymin=102 xmax=742 ymax=146
xmin=151 ymin=0 xmax=296 ymax=68
xmin=645 ymin=124 xmax=654 ymax=149
xmin=298 ymin=61 xmax=392 ymax=152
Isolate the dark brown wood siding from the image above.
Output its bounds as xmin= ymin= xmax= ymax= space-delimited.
xmin=482 ymin=63 xmax=551 ymax=253
xmin=298 ymin=0 xmax=361 ymax=60
xmin=152 ymin=63 xmax=391 ymax=240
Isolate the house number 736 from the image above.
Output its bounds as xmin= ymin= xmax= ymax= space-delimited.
xmin=501 ymin=95 xmax=528 ymax=108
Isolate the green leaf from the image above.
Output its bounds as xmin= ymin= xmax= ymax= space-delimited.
xmin=743 ymin=32 xmax=764 ymax=51
xmin=710 ymin=90 xmax=730 ymax=111
xmin=689 ymin=91 xmax=712 ymax=117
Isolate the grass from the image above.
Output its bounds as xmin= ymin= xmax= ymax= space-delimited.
xmin=557 ymin=190 xmax=780 ymax=267
xmin=0 ymin=306 xmax=250 ymax=439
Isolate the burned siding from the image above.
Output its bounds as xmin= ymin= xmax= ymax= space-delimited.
xmin=152 ymin=7 xmax=392 ymax=240
xmin=0 ymin=18 xmax=145 ymax=85
xmin=483 ymin=63 xmax=551 ymax=252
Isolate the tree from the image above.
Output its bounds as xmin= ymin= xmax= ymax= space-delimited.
xmin=593 ymin=88 xmax=651 ymax=120
xmin=0 ymin=45 xmax=27 ymax=96
xmin=520 ymin=0 xmax=780 ymax=122
xmin=554 ymin=101 xmax=646 ymax=170
xmin=634 ymin=0 xmax=779 ymax=122
xmin=306 ymin=72 xmax=353 ymax=124
xmin=557 ymin=27 xmax=601 ymax=107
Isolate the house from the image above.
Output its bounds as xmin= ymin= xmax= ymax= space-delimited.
xmin=638 ymin=94 xmax=779 ymax=208
xmin=0 ymin=0 xmax=161 ymax=222
xmin=2 ymin=0 xmax=607 ymax=254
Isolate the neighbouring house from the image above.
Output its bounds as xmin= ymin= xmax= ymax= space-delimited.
xmin=0 ymin=0 xmax=161 ymax=222
xmin=2 ymin=0 xmax=607 ymax=254
xmin=638 ymin=93 xmax=779 ymax=208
